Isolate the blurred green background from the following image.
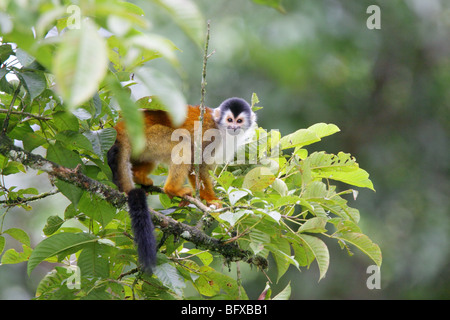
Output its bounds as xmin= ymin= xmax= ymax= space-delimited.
xmin=146 ymin=0 xmax=450 ymax=299
xmin=1 ymin=0 xmax=448 ymax=299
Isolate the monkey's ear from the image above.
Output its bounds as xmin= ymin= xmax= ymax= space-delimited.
xmin=213 ymin=108 xmax=221 ymax=122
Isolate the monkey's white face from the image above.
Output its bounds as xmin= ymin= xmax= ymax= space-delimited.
xmin=213 ymin=97 xmax=257 ymax=136
xmin=219 ymin=110 xmax=252 ymax=135
xmin=207 ymin=98 xmax=258 ymax=164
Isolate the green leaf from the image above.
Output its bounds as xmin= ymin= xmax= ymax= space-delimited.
xmin=52 ymin=111 xmax=79 ymax=132
xmin=27 ymin=233 xmax=97 ymax=275
xmin=0 ymin=236 xmax=5 ymax=255
xmin=83 ymin=128 xmax=117 ymax=160
xmin=333 ymin=232 xmax=382 ymax=267
xmin=154 ymin=0 xmax=205 ymax=48
xmin=18 ymin=188 xmax=39 ymax=197
xmin=154 ymin=262 xmax=186 ymax=297
xmin=214 ymin=171 xmax=235 ymax=191
xmin=3 ymin=228 xmax=30 ymax=246
xmin=127 ymin=33 xmax=180 ymax=67
xmin=248 ymin=228 xmax=270 ymax=257
xmin=219 ymin=209 xmax=250 ymax=227
xmin=47 ymin=141 xmax=82 ymax=168
xmin=269 ymin=237 xmax=297 ymax=281
xmin=279 ymin=123 xmax=339 ymax=152
xmin=298 ymin=217 xmax=328 ymax=234
xmin=77 ymin=192 xmax=116 ymax=227
xmin=77 ymin=243 xmax=110 ymax=278
xmin=108 ymin=78 xmax=145 ymax=155
xmin=43 ymin=215 xmax=65 ymax=236
xmin=134 ymin=67 xmax=187 ymax=127
xmin=251 ymin=92 xmax=260 ymax=108
xmin=184 ymin=249 xmax=213 ymax=266
xmin=228 ymin=189 xmax=249 ymax=205
xmin=159 ymin=193 xmax=172 ymax=209
xmin=53 ymin=20 xmax=108 ymax=109
xmin=15 ymin=48 xmax=36 ymax=67
xmin=242 ymin=166 xmax=276 ymax=191
xmin=1 ymin=245 xmax=32 ymax=265
xmin=307 ymin=152 xmax=375 ymax=191
xmin=271 ymin=178 xmax=288 ymax=196
xmin=279 ymin=128 xmax=320 ymax=150
xmin=10 ymin=124 xmax=46 ymax=151
xmin=195 ymin=265 xmax=248 ymax=299
xmin=307 ymin=123 xmax=340 ymax=139
xmin=1 ymin=161 xmax=25 ymax=175
xmin=272 ymin=282 xmax=291 ymax=300
xmin=252 ymin=0 xmax=286 ymax=13
xmin=302 ymin=181 xmax=328 ymax=199
xmin=330 ymin=219 xmax=362 ymax=234
xmin=194 ymin=272 xmax=220 ymax=297
xmin=16 ymin=70 xmax=46 ymax=101
xmin=296 ymin=234 xmax=330 ymax=281
xmin=0 ymin=44 xmax=13 ymax=62
xmin=35 ymin=267 xmax=74 ymax=300
xmin=93 ymin=0 xmax=148 ymax=34
xmin=264 ymin=210 xmax=281 ymax=223
xmin=323 ymin=167 xmax=374 ymax=190
xmin=291 ymin=241 xmax=315 ymax=267
xmin=55 ymin=180 xmax=83 ymax=208
xmin=55 ymin=131 xmax=93 ymax=152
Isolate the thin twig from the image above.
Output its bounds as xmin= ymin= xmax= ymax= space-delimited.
xmin=118 ymin=268 xmax=139 ymax=280
xmin=143 ymin=184 xmax=212 ymax=213
xmin=199 ymin=20 xmax=212 ymax=118
xmin=0 ymin=189 xmax=60 ymax=207
xmin=195 ymin=20 xmax=213 ymax=197
xmin=0 ymin=109 xmax=52 ymax=121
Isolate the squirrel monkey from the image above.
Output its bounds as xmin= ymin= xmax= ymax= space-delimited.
xmin=107 ymin=97 xmax=256 ymax=272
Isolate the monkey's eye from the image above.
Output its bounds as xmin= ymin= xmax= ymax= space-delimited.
xmin=237 ymin=119 xmax=243 ymax=123
xmin=227 ymin=118 xmax=233 ymax=123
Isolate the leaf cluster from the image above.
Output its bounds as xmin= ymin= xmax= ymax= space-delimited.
xmin=211 ymin=120 xmax=380 ymax=284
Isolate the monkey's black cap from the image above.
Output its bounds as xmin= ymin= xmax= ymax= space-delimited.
xmin=218 ymin=97 xmax=251 ymax=117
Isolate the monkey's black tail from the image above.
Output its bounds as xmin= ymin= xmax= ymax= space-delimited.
xmin=107 ymin=144 xmax=156 ymax=272
xmin=127 ymin=188 xmax=157 ymax=273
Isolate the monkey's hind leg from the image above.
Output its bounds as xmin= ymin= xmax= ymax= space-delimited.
xmin=132 ymin=161 xmax=155 ymax=188
xmin=188 ymin=165 xmax=221 ymax=208
xmin=163 ymin=163 xmax=192 ymax=200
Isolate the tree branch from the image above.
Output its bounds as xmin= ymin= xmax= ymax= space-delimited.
xmin=0 ymin=189 xmax=60 ymax=207
xmin=0 ymin=137 xmax=268 ymax=270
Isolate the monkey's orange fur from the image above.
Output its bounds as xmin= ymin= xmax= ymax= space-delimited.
xmin=113 ymin=106 xmax=221 ymax=207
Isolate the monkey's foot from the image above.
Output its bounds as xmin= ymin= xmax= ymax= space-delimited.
xmin=164 ymin=186 xmax=192 ymax=200
xmin=205 ymin=199 xmax=222 ymax=209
